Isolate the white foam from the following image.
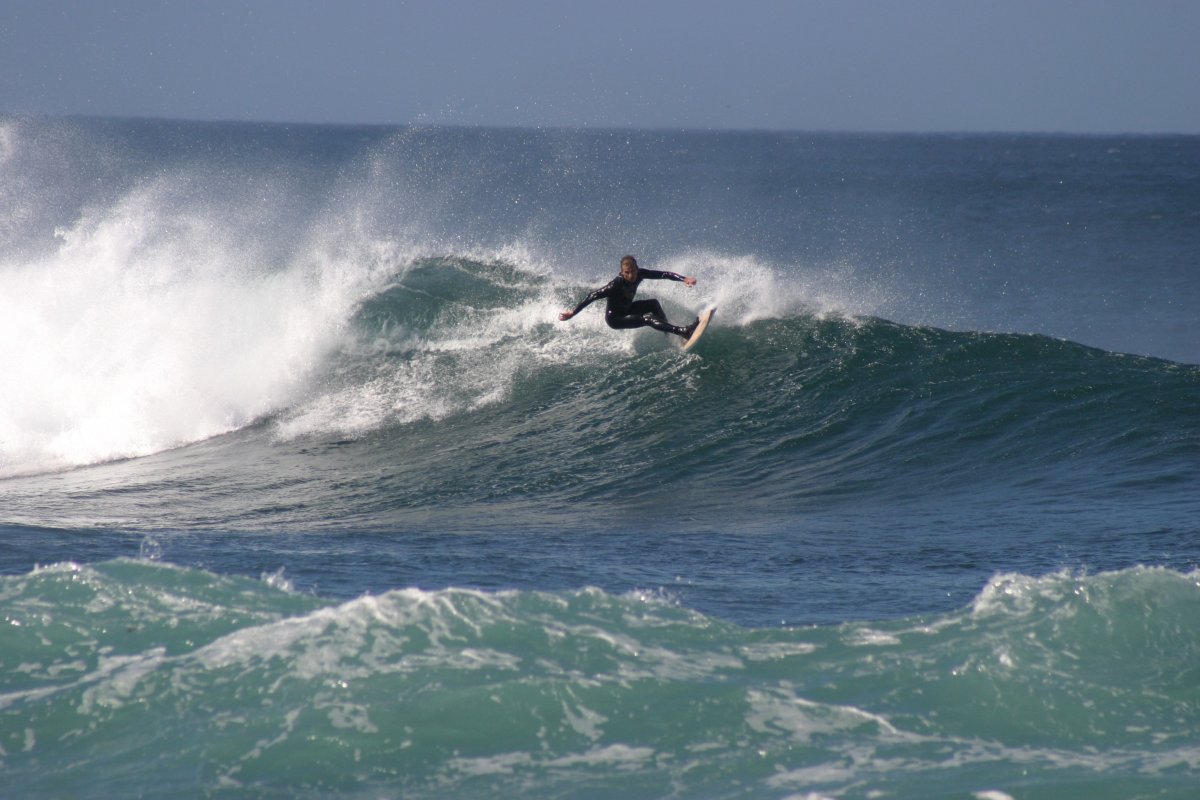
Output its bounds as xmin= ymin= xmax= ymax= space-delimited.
xmin=745 ymin=686 xmax=899 ymax=744
xmin=739 ymin=642 xmax=820 ymax=661
xmin=546 ymin=743 xmax=656 ymax=768
xmin=0 ymin=178 xmax=407 ymax=476
xmin=657 ymin=249 xmax=894 ymax=325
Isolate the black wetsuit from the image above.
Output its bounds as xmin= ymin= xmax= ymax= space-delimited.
xmin=568 ymin=269 xmax=693 ymax=337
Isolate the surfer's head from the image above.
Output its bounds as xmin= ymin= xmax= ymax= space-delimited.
xmin=619 ymin=255 xmax=639 ymax=281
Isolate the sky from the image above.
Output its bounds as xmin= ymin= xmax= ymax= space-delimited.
xmin=1 ymin=0 xmax=1198 ymax=133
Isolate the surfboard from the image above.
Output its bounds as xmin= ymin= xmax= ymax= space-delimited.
xmin=680 ymin=307 xmax=716 ymax=352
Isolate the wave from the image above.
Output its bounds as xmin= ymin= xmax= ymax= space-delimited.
xmin=270 ymin=255 xmax=1197 ymax=509
xmin=0 ymin=161 xmax=902 ymax=483
xmin=2 ymin=248 xmax=1197 ymax=529
xmin=2 ymin=561 xmax=1197 ymax=798
xmin=2 ymin=117 xmax=1196 ymax=529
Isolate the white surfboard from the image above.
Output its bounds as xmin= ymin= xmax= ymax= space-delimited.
xmin=680 ymin=307 xmax=716 ymax=352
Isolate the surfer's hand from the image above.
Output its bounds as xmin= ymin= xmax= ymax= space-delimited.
xmin=558 ymin=310 xmax=574 ymax=321
xmin=683 ymin=276 xmax=697 ymax=287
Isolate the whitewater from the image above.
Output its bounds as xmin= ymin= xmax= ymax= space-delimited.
xmin=1 ymin=116 xmax=1198 ymax=798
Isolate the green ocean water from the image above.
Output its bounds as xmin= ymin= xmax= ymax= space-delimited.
xmin=3 ymin=561 xmax=1199 ymax=799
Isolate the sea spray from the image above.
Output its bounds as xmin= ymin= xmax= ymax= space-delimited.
xmin=0 ymin=177 xmax=418 ymax=476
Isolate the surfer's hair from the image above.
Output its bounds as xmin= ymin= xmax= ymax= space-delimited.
xmin=620 ymin=255 xmax=638 ymax=268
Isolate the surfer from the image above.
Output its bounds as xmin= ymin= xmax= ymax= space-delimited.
xmin=558 ymin=255 xmax=699 ymax=339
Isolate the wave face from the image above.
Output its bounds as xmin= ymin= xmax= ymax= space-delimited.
xmin=3 ymin=562 xmax=1198 ymax=799
xmin=2 ymin=251 xmax=1196 ymax=531
xmin=280 ymin=255 xmax=1197 ymax=526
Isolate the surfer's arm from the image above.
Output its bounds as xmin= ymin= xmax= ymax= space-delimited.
xmin=639 ymin=269 xmax=697 ymax=287
xmin=559 ymin=281 xmax=613 ymax=321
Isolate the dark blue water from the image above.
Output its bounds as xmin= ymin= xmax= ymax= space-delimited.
xmin=2 ymin=117 xmax=1198 ymax=797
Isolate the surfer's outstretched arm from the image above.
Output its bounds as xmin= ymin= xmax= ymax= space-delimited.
xmin=639 ymin=269 xmax=698 ymax=287
xmin=559 ymin=281 xmax=614 ymax=321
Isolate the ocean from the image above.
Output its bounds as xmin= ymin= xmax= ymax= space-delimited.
xmin=1 ymin=116 xmax=1198 ymax=798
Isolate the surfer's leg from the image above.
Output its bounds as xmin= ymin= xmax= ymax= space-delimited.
xmin=628 ymin=299 xmax=692 ymax=338
xmin=608 ymin=311 xmax=685 ymax=336
xmin=629 ymin=299 xmax=668 ymax=323
xmin=609 ymin=313 xmax=688 ymax=337
xmin=607 ymin=301 xmax=694 ymax=338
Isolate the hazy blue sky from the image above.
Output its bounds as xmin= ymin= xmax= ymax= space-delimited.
xmin=2 ymin=0 xmax=1197 ymax=133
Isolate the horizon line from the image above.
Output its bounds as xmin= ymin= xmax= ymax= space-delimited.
xmin=4 ymin=110 xmax=1198 ymax=139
